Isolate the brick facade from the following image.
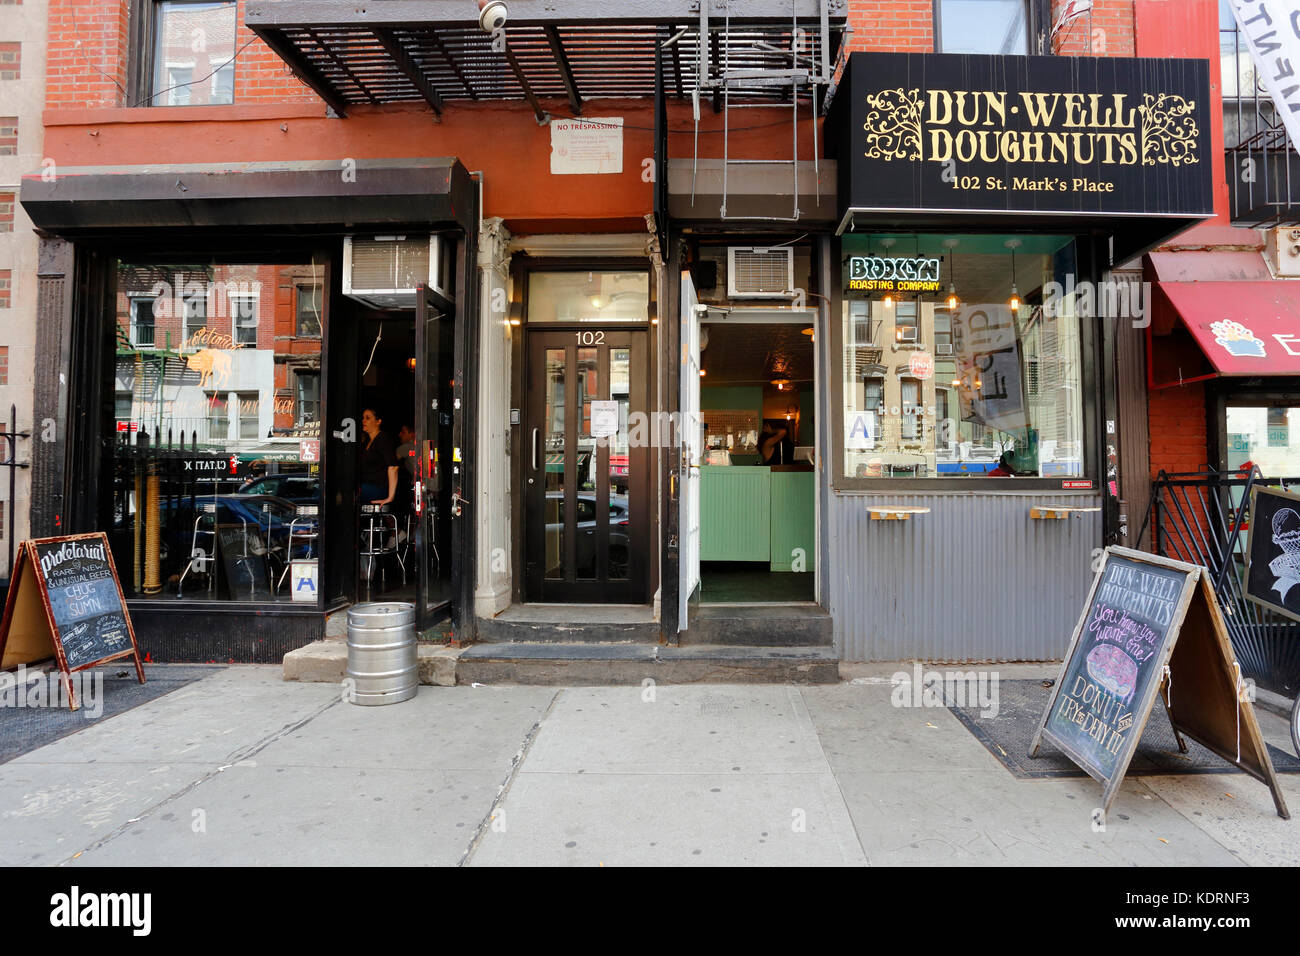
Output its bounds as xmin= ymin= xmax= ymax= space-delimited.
xmin=0 ymin=116 xmax=15 ymax=155
xmin=0 ymin=270 xmax=10 ymax=309
xmin=1052 ymin=0 xmax=1135 ymax=57
xmin=45 ymin=0 xmax=316 ymax=109
xmin=847 ymin=0 xmax=934 ymax=52
xmin=0 ymin=41 xmax=19 ymax=81
xmin=0 ymin=193 xmax=14 ymax=232
xmin=1148 ymin=383 xmax=1208 ymax=477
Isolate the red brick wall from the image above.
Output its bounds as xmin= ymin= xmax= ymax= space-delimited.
xmin=0 ymin=117 xmax=13 ymax=155
xmin=1053 ymin=0 xmax=1134 ymax=57
xmin=46 ymin=0 xmax=125 ymax=107
xmin=847 ymin=0 xmax=934 ymax=52
xmin=45 ymin=0 xmax=314 ymax=109
xmin=0 ymin=270 xmax=10 ymax=309
xmin=1148 ymin=383 xmax=1208 ymax=478
xmin=0 ymin=193 xmax=13 ymax=232
xmin=0 ymin=346 xmax=7 ymax=386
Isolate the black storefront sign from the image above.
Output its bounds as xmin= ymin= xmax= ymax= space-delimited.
xmin=1245 ymin=484 xmax=1300 ymax=623
xmin=835 ymin=52 xmax=1214 ymax=221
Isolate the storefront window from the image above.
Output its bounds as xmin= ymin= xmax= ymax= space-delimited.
xmin=109 ymin=261 xmax=323 ymax=602
xmin=527 ymin=272 xmax=649 ymax=323
xmin=840 ymin=234 xmax=1085 ymax=480
xmin=1226 ymin=405 xmax=1300 ymax=476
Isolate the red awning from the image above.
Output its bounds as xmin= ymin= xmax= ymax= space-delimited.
xmin=1156 ymin=281 xmax=1300 ymax=381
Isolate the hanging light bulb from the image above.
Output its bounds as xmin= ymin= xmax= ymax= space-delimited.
xmin=1005 ymin=239 xmax=1022 ymax=312
xmin=943 ymin=238 xmax=960 ymax=311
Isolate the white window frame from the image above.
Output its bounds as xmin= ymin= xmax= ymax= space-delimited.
xmin=129 ymin=294 xmax=157 ymax=348
xmin=230 ymin=292 xmax=259 ymax=347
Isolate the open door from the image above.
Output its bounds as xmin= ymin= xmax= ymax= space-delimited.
xmin=415 ymin=284 xmax=456 ymax=633
xmin=679 ymin=270 xmax=702 ymax=631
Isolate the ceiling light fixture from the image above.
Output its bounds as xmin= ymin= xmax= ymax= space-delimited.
xmin=1006 ymin=238 xmax=1022 ymax=312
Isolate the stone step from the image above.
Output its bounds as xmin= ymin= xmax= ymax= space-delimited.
xmin=282 ymin=640 xmax=459 ymax=686
xmin=456 ymin=642 xmax=839 ymax=685
xmin=475 ymin=613 xmax=660 ymax=644
xmin=680 ymin=605 xmax=834 ymax=647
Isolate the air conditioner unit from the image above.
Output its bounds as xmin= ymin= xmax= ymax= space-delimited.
xmin=936 ymin=343 xmax=954 ymax=356
xmin=727 ymin=247 xmax=795 ymax=299
xmin=343 ymin=235 xmax=453 ymax=309
xmin=1267 ymin=227 xmax=1300 ymax=278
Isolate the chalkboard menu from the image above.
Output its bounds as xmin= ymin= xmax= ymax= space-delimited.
xmin=1244 ymin=485 xmax=1300 ymax=623
xmin=1039 ymin=553 xmax=1192 ymax=783
xmin=31 ymin=537 xmax=133 ymax=670
xmin=0 ymin=533 xmax=144 ymax=711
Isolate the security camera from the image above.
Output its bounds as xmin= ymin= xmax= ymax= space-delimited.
xmin=478 ymin=0 xmax=507 ymax=31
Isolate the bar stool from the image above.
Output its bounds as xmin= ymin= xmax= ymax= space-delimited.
xmin=177 ymin=502 xmax=218 ymax=598
xmin=277 ymin=504 xmax=321 ymax=593
xmin=360 ymin=504 xmax=402 ymax=599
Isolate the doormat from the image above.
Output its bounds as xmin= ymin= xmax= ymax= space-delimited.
xmin=0 ymin=664 xmax=221 ymax=765
xmin=947 ymin=679 xmax=1300 ymax=779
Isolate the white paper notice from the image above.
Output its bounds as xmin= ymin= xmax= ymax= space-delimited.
xmin=591 ymin=400 xmax=619 ymax=438
xmin=551 ymin=117 xmax=624 ymax=175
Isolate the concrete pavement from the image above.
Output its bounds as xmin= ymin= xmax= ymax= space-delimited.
xmin=0 ymin=663 xmax=1295 ymax=866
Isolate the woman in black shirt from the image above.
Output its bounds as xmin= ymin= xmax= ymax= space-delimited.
xmin=359 ymin=407 xmax=400 ymax=506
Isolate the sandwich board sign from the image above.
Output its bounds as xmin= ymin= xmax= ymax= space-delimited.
xmin=0 ymin=534 xmax=145 ymax=711
xmin=1243 ymin=484 xmax=1300 ymax=623
xmin=1030 ymin=546 xmax=1289 ymax=820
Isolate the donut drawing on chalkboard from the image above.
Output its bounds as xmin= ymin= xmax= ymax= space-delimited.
xmin=1086 ymin=643 xmax=1139 ymax=705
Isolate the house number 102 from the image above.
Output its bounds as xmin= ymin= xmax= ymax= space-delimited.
xmin=575 ymin=331 xmax=606 ymax=345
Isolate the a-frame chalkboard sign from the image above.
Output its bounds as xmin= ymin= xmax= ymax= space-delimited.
xmin=1030 ymin=546 xmax=1289 ymax=821
xmin=0 ymin=534 xmax=145 ymax=711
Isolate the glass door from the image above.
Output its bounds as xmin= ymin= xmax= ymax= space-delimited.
xmin=415 ymin=286 xmax=456 ymax=630
xmin=525 ymin=329 xmax=648 ymax=603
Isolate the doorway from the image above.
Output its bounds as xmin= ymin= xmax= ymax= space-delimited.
xmin=351 ymin=287 xmax=458 ymax=632
xmin=523 ymin=328 xmax=650 ymax=603
xmin=695 ymin=318 xmax=817 ymax=605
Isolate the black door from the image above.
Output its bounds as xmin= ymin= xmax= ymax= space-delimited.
xmin=415 ymin=285 xmax=457 ymax=631
xmin=525 ymin=329 xmax=649 ymax=603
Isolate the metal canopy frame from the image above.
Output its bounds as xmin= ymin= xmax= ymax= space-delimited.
xmin=244 ymin=0 xmax=847 ymax=121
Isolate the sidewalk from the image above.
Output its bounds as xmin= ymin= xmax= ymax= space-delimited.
xmin=0 ymin=663 xmax=1295 ymax=866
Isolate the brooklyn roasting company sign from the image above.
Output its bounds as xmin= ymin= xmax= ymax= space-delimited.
xmin=836 ymin=53 xmax=1214 ymax=218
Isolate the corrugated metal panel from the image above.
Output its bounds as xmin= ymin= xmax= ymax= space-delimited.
xmin=827 ymin=491 xmax=1103 ymax=662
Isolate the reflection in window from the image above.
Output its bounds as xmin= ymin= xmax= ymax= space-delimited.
xmin=1225 ymin=406 xmax=1300 ymax=476
xmin=841 ymin=235 xmax=1084 ymax=480
xmin=110 ymin=262 xmax=323 ymax=603
xmin=296 ymin=284 xmax=323 ymax=337
xmin=152 ymin=1 xmax=237 ymax=107
xmin=936 ymin=0 xmax=1029 ymax=55
xmin=527 ymin=272 xmax=650 ymax=323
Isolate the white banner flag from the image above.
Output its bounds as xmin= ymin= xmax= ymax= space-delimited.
xmin=1229 ymin=0 xmax=1300 ymax=154
xmin=1052 ymin=0 xmax=1092 ymax=38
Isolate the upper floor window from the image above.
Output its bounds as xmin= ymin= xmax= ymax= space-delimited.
xmin=148 ymin=1 xmax=237 ymax=106
xmin=1219 ymin=0 xmax=1273 ymax=146
xmin=296 ymin=284 xmax=323 ymax=338
xmin=935 ymin=0 xmax=1030 ymax=55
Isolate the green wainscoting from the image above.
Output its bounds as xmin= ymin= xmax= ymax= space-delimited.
xmin=699 ymin=466 xmax=816 ymax=571
xmin=770 ymin=471 xmax=816 ymax=572
xmin=699 ymin=466 xmax=770 ymax=562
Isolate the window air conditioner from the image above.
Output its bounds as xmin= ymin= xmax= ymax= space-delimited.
xmin=727 ymin=247 xmax=795 ymax=299
xmin=343 ymin=235 xmax=453 ymax=309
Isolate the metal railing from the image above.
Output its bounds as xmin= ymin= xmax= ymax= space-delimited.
xmin=0 ymin=404 xmax=31 ymax=588
xmin=1137 ymin=468 xmax=1300 ymax=699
